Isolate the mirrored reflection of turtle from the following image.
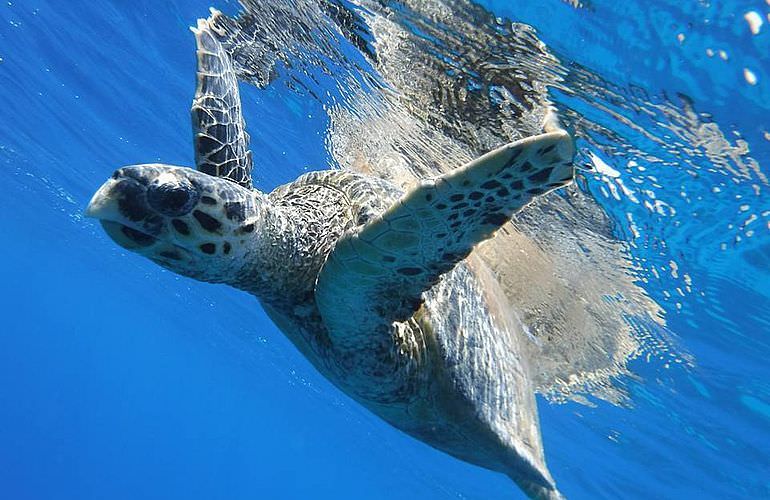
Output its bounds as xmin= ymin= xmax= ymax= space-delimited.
xmin=87 ymin=11 xmax=575 ymax=499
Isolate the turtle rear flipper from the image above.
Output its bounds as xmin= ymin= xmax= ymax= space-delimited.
xmin=190 ymin=10 xmax=253 ymax=189
xmin=316 ymin=130 xmax=575 ymax=349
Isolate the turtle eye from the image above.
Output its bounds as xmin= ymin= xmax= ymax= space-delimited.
xmin=147 ymin=178 xmax=199 ymax=217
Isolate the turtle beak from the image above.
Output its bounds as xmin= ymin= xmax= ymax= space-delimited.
xmin=85 ymin=178 xmax=121 ymax=219
xmin=86 ymin=173 xmax=162 ymax=249
xmin=86 ymin=170 xmax=155 ymax=224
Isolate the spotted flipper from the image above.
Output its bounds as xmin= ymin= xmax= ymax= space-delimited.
xmin=316 ymin=130 xmax=575 ymax=344
xmin=190 ymin=10 xmax=253 ymax=189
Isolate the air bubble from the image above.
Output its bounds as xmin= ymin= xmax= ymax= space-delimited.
xmin=743 ymin=68 xmax=758 ymax=86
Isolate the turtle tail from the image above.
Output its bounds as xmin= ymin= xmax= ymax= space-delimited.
xmin=512 ymin=478 xmax=565 ymax=500
xmin=507 ymin=466 xmax=565 ymax=500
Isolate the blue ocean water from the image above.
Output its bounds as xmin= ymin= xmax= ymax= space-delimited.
xmin=1 ymin=0 xmax=768 ymax=499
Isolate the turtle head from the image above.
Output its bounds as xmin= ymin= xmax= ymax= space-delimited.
xmin=86 ymin=164 xmax=266 ymax=284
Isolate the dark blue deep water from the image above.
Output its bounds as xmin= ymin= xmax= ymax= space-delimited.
xmin=1 ymin=1 xmax=768 ymax=499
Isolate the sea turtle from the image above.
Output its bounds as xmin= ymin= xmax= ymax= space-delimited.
xmin=86 ymin=12 xmax=574 ymax=500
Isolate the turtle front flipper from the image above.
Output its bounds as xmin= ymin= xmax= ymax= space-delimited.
xmin=316 ymin=130 xmax=575 ymax=350
xmin=190 ymin=10 xmax=253 ymax=189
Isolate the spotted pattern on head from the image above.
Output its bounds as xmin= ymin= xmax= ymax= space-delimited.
xmin=172 ymin=219 xmax=191 ymax=235
xmin=193 ymin=209 xmax=223 ymax=232
xmin=91 ymin=162 xmax=266 ymax=285
xmin=169 ymin=184 xmax=262 ymax=264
